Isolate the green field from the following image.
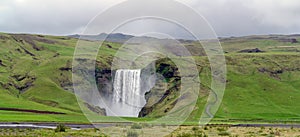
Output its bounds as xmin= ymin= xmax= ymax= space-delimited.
xmin=0 ymin=33 xmax=300 ymax=124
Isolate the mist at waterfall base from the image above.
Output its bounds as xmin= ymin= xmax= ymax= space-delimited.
xmin=100 ymin=67 xmax=157 ymax=117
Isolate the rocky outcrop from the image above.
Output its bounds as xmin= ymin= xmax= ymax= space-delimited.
xmin=59 ymin=60 xmax=72 ymax=71
xmin=138 ymin=59 xmax=181 ymax=117
xmin=258 ymin=68 xmax=283 ymax=74
xmin=59 ymin=67 xmax=71 ymax=71
xmin=258 ymin=68 xmax=285 ymax=80
xmin=19 ymin=45 xmax=36 ymax=57
xmin=0 ymin=60 xmax=6 ymax=67
xmin=239 ymin=48 xmax=264 ymax=53
xmin=10 ymin=74 xmax=36 ymax=93
xmin=57 ymin=60 xmax=73 ymax=91
xmin=95 ymin=68 xmax=113 ymax=97
xmin=0 ymin=35 xmax=8 ymax=40
xmin=10 ymin=34 xmax=59 ymax=51
xmin=84 ymin=103 xmax=106 ymax=116
xmin=277 ymin=38 xmax=298 ymax=43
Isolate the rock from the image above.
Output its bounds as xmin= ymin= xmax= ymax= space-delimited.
xmin=277 ymin=38 xmax=298 ymax=43
xmin=59 ymin=67 xmax=71 ymax=71
xmin=84 ymin=103 xmax=106 ymax=115
xmin=239 ymin=48 xmax=264 ymax=53
xmin=138 ymin=106 xmax=153 ymax=117
xmin=95 ymin=68 xmax=113 ymax=96
xmin=258 ymin=68 xmax=283 ymax=74
xmin=0 ymin=35 xmax=8 ymax=40
xmin=291 ymin=38 xmax=298 ymax=43
xmin=0 ymin=60 xmax=6 ymax=67
xmin=105 ymin=44 xmax=112 ymax=48
xmin=59 ymin=60 xmax=72 ymax=71
xmin=138 ymin=59 xmax=181 ymax=117
xmin=53 ymin=53 xmax=60 ymax=57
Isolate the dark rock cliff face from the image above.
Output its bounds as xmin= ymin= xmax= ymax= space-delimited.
xmin=95 ymin=68 xmax=113 ymax=98
xmin=139 ymin=59 xmax=181 ymax=117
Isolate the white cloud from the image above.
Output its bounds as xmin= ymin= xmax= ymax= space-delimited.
xmin=246 ymin=0 xmax=300 ymax=27
xmin=0 ymin=0 xmax=300 ymax=37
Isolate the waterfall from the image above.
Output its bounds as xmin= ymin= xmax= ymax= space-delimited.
xmin=110 ymin=69 xmax=146 ymax=117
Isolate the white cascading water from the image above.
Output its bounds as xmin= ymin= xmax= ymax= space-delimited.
xmin=110 ymin=69 xmax=146 ymax=117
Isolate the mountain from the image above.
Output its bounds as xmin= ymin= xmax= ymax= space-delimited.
xmin=68 ymin=33 xmax=160 ymax=43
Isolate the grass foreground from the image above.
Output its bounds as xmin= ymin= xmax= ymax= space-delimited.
xmin=0 ymin=124 xmax=299 ymax=137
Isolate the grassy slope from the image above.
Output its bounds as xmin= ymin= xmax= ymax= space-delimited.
xmin=0 ymin=34 xmax=89 ymax=123
xmin=214 ymin=36 xmax=300 ymax=123
xmin=214 ymin=53 xmax=300 ymax=123
xmin=0 ymin=33 xmax=300 ymax=124
xmin=185 ymin=37 xmax=300 ymax=124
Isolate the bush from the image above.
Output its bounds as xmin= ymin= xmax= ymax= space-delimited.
xmin=192 ymin=126 xmax=200 ymax=131
xmin=127 ymin=130 xmax=139 ymax=137
xmin=218 ymin=131 xmax=230 ymax=136
xmin=178 ymin=132 xmax=193 ymax=137
xmin=131 ymin=123 xmax=142 ymax=129
xmin=161 ymin=123 xmax=167 ymax=128
xmin=217 ymin=127 xmax=226 ymax=132
xmin=142 ymin=123 xmax=151 ymax=128
xmin=55 ymin=123 xmax=66 ymax=132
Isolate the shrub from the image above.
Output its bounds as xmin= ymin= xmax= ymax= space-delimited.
xmin=178 ymin=132 xmax=193 ymax=137
xmin=217 ymin=127 xmax=226 ymax=132
xmin=178 ymin=132 xmax=208 ymax=137
xmin=131 ymin=123 xmax=142 ymax=129
xmin=142 ymin=123 xmax=151 ymax=128
xmin=218 ymin=131 xmax=230 ymax=136
xmin=269 ymin=127 xmax=272 ymax=130
xmin=161 ymin=123 xmax=167 ymax=128
xmin=192 ymin=126 xmax=200 ymax=131
xmin=55 ymin=123 xmax=66 ymax=132
xmin=127 ymin=130 xmax=139 ymax=137
xmin=274 ymin=131 xmax=280 ymax=136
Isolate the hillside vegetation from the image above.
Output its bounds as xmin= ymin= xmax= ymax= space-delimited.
xmin=0 ymin=32 xmax=300 ymax=123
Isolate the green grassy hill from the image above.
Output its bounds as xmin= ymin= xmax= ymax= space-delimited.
xmin=0 ymin=32 xmax=299 ymax=124
xmin=0 ymin=33 xmax=92 ymax=123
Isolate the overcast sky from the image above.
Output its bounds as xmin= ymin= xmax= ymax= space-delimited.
xmin=1 ymin=0 xmax=300 ymax=38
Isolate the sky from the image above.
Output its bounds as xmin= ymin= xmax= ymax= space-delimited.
xmin=1 ymin=0 xmax=300 ymax=38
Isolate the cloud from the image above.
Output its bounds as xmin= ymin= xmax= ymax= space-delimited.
xmin=246 ymin=0 xmax=300 ymax=27
xmin=0 ymin=0 xmax=299 ymax=37
xmin=187 ymin=0 xmax=300 ymax=36
xmin=0 ymin=0 xmax=125 ymax=35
